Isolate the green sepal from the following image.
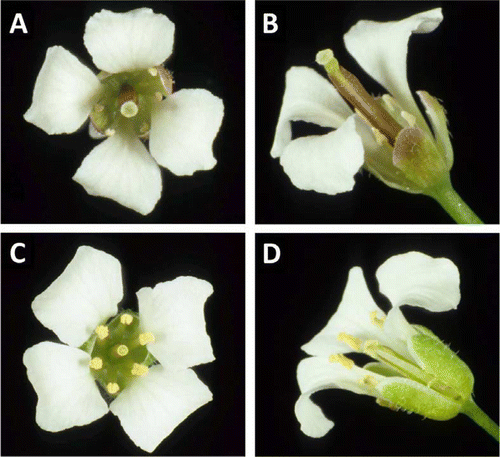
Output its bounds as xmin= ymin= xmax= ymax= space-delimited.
xmin=380 ymin=378 xmax=463 ymax=420
xmin=410 ymin=326 xmax=474 ymax=402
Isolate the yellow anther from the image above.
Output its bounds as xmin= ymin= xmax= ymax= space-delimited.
xmin=105 ymin=128 xmax=115 ymax=137
xmin=89 ymin=357 xmax=103 ymax=370
xmin=148 ymin=67 xmax=158 ymax=77
xmin=155 ymin=91 xmax=163 ymax=101
xmin=328 ymin=354 xmax=354 ymax=370
xmin=359 ymin=375 xmax=378 ymax=389
xmin=116 ymin=344 xmax=129 ymax=357
xmin=106 ymin=382 xmax=120 ymax=394
xmin=139 ymin=332 xmax=155 ymax=345
xmin=337 ymin=332 xmax=362 ymax=351
xmin=131 ymin=363 xmax=149 ymax=376
xmin=363 ymin=340 xmax=380 ymax=358
xmin=120 ymin=314 xmax=133 ymax=325
xmin=381 ymin=94 xmax=397 ymax=112
xmin=371 ymin=127 xmax=389 ymax=146
xmin=95 ymin=325 xmax=109 ymax=340
xmin=370 ymin=311 xmax=386 ymax=330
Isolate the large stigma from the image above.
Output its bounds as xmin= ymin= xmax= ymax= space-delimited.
xmin=88 ymin=312 xmax=156 ymax=396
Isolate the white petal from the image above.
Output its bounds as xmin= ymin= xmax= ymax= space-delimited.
xmin=295 ymin=356 xmax=384 ymax=437
xmin=84 ymin=8 xmax=175 ymax=73
xmin=279 ymin=115 xmax=364 ymax=195
xmin=110 ymin=366 xmax=212 ymax=453
xmin=32 ymin=246 xmax=122 ymax=347
xmin=149 ymin=89 xmax=223 ymax=176
xmin=24 ymin=46 xmax=100 ymax=134
xmin=303 ymin=266 xmax=413 ymax=360
xmin=23 ymin=342 xmax=108 ymax=432
xmin=73 ymin=133 xmax=162 ymax=215
xmin=376 ymin=251 xmax=460 ymax=312
xmin=344 ymin=8 xmax=443 ymax=124
xmin=137 ymin=277 xmax=214 ymax=369
xmin=271 ymin=66 xmax=352 ymax=158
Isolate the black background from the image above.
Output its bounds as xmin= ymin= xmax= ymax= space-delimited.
xmin=256 ymin=1 xmax=499 ymax=224
xmin=1 ymin=233 xmax=245 ymax=455
xmin=256 ymin=233 xmax=499 ymax=455
xmin=2 ymin=1 xmax=245 ymax=223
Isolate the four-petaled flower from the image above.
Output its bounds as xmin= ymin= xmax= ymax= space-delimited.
xmin=23 ymin=246 xmax=215 ymax=453
xmin=24 ymin=8 xmax=224 ymax=215
xmin=271 ymin=9 xmax=482 ymax=224
xmin=296 ymin=251 xmax=492 ymax=438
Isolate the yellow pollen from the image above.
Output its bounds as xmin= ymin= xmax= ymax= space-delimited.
xmin=139 ymin=332 xmax=155 ymax=345
xmin=89 ymin=357 xmax=103 ymax=370
xmin=106 ymin=382 xmax=120 ymax=394
xmin=95 ymin=325 xmax=109 ymax=340
xmin=359 ymin=375 xmax=378 ymax=389
xmin=116 ymin=344 xmax=129 ymax=356
xmin=328 ymin=354 xmax=354 ymax=369
xmin=148 ymin=67 xmax=158 ymax=77
xmin=363 ymin=340 xmax=380 ymax=358
xmin=370 ymin=311 xmax=386 ymax=330
xmin=131 ymin=363 xmax=149 ymax=376
xmin=120 ymin=314 xmax=133 ymax=325
xmin=337 ymin=332 xmax=362 ymax=351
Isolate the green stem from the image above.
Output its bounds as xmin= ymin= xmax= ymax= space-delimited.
xmin=461 ymin=398 xmax=499 ymax=441
xmin=427 ymin=179 xmax=483 ymax=224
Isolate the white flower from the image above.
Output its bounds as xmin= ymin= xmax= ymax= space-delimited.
xmin=24 ymin=9 xmax=224 ymax=215
xmin=23 ymin=246 xmax=215 ymax=453
xmin=271 ymin=8 xmax=453 ymax=197
xmin=295 ymin=251 xmax=476 ymax=438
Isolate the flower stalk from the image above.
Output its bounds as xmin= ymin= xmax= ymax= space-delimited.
xmin=461 ymin=399 xmax=499 ymax=441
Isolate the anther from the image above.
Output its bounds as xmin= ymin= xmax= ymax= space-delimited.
xmin=370 ymin=311 xmax=386 ymax=330
xmin=328 ymin=354 xmax=354 ymax=369
xmin=154 ymin=91 xmax=163 ymax=102
xmin=148 ymin=67 xmax=158 ymax=77
xmin=89 ymin=357 xmax=103 ymax=370
xmin=115 ymin=344 xmax=129 ymax=357
xmin=139 ymin=332 xmax=155 ymax=345
xmin=401 ymin=111 xmax=416 ymax=128
xmin=120 ymin=314 xmax=133 ymax=325
xmin=106 ymin=382 xmax=120 ymax=394
xmin=131 ymin=363 xmax=149 ymax=376
xmin=105 ymin=128 xmax=115 ymax=137
xmin=95 ymin=325 xmax=109 ymax=340
xmin=337 ymin=332 xmax=362 ymax=351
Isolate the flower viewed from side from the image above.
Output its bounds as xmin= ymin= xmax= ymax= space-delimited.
xmin=296 ymin=252 xmax=498 ymax=441
xmin=23 ymin=246 xmax=215 ymax=453
xmin=271 ymin=8 xmax=482 ymax=224
xmin=24 ymin=8 xmax=224 ymax=215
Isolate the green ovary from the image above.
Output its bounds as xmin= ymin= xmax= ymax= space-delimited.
xmin=87 ymin=311 xmax=156 ymax=396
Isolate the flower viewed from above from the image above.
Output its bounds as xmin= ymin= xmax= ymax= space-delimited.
xmin=24 ymin=8 xmax=224 ymax=215
xmin=23 ymin=246 xmax=215 ymax=452
xmin=296 ymin=252 xmax=498 ymax=441
xmin=271 ymin=8 xmax=482 ymax=224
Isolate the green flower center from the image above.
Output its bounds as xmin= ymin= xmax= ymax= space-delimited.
xmin=85 ymin=311 xmax=157 ymax=397
xmin=90 ymin=66 xmax=173 ymax=138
